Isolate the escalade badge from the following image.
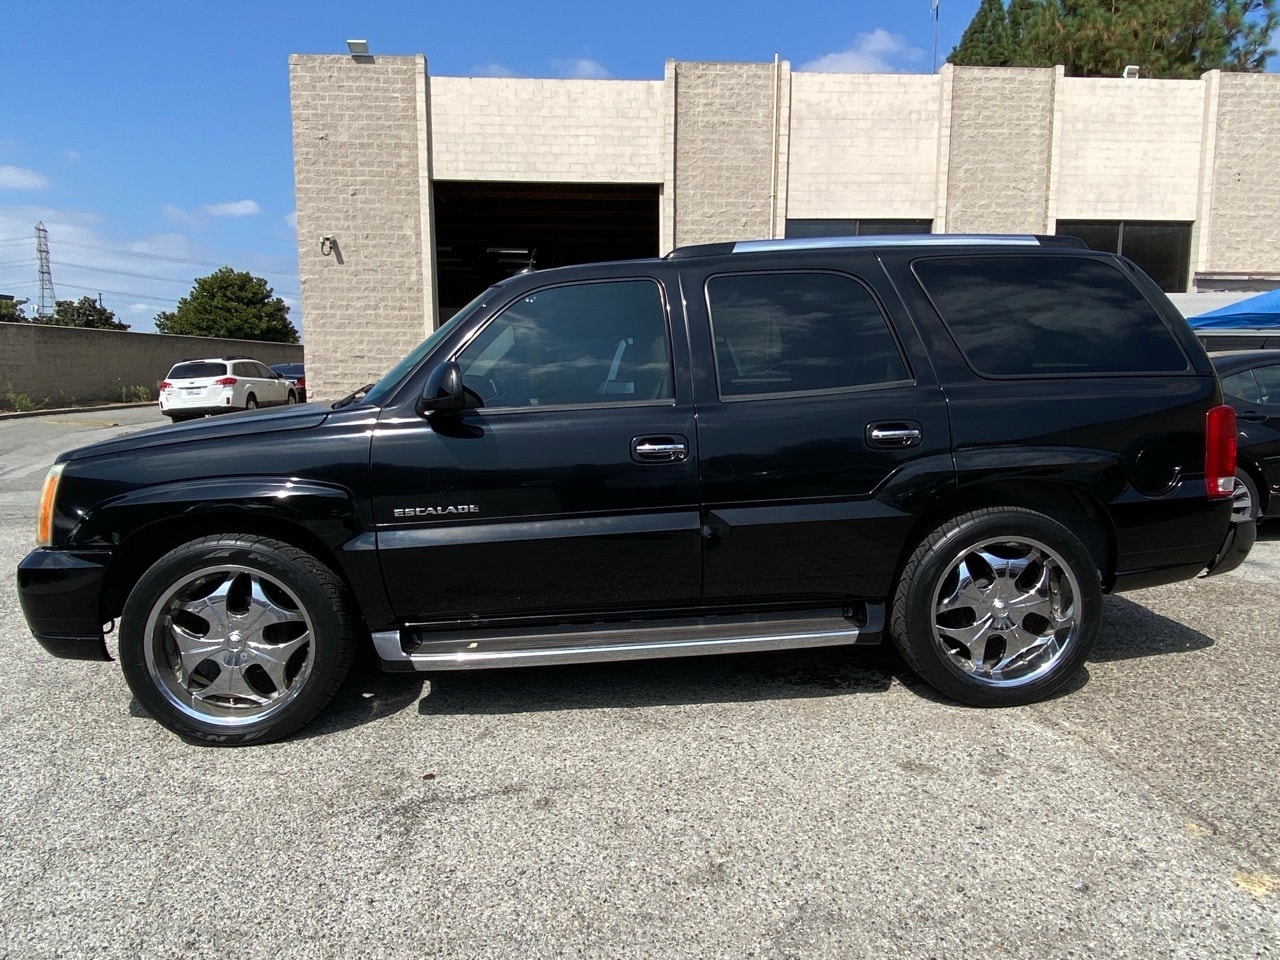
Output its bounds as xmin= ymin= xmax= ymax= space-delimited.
xmin=393 ymin=505 xmax=480 ymax=517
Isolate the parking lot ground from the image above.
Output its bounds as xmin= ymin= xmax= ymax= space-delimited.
xmin=1 ymin=410 xmax=1278 ymax=959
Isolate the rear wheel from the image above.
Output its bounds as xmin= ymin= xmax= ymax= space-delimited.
xmin=891 ymin=507 xmax=1102 ymax=706
xmin=118 ymin=534 xmax=357 ymax=745
xmin=245 ymin=394 xmax=258 ymax=411
xmin=286 ymin=390 xmax=298 ymax=405
xmin=1233 ymin=467 xmax=1260 ymax=523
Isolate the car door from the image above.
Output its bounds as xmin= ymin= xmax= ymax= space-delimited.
xmin=1233 ymin=361 xmax=1280 ymax=503
xmin=679 ymin=255 xmax=953 ymax=605
xmin=370 ymin=271 xmax=702 ymax=624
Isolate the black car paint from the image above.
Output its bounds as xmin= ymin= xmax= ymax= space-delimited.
xmin=19 ymin=244 xmax=1240 ymax=663
xmin=1211 ymin=349 xmax=1280 ymax=518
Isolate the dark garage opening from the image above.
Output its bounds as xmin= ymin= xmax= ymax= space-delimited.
xmin=431 ymin=181 xmax=661 ymax=313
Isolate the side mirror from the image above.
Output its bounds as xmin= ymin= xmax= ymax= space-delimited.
xmin=419 ymin=361 xmax=465 ymax=414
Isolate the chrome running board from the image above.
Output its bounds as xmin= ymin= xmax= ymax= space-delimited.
xmin=372 ymin=605 xmax=883 ymax=672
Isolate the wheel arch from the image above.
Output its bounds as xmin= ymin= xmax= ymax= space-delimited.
xmin=897 ymin=479 xmax=1116 ymax=590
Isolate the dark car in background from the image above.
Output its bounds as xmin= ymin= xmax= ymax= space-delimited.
xmin=270 ymin=362 xmax=306 ymax=403
xmin=1212 ymin=350 xmax=1280 ymax=521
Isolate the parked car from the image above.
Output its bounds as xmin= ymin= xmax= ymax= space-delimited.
xmin=270 ymin=362 xmax=306 ymax=403
xmin=18 ymin=235 xmax=1253 ymax=745
xmin=1211 ymin=349 xmax=1280 ymax=521
xmin=158 ymin=357 xmax=298 ymax=422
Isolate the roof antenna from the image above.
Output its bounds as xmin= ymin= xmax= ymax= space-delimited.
xmin=515 ymin=249 xmax=537 ymax=275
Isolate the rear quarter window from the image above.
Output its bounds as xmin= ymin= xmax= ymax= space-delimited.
xmin=913 ymin=256 xmax=1189 ymax=376
xmin=168 ymin=362 xmax=226 ymax=379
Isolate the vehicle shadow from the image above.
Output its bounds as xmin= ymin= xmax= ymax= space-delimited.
xmin=173 ymin=591 xmax=1213 ymax=736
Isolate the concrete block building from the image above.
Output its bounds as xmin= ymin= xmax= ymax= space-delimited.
xmin=288 ymin=56 xmax=1280 ymax=399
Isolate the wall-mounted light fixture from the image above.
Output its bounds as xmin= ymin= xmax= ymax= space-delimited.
xmin=320 ymin=235 xmax=337 ymax=257
xmin=1122 ymin=65 xmax=1140 ymax=79
xmin=346 ymin=39 xmax=369 ymax=57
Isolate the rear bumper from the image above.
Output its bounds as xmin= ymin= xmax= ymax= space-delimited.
xmin=1201 ymin=517 xmax=1256 ymax=579
xmin=17 ymin=548 xmax=113 ymax=661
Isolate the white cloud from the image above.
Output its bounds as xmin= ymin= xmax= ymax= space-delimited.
xmin=127 ymin=302 xmax=153 ymax=314
xmin=553 ymin=58 xmax=609 ymax=79
xmin=0 ymin=165 xmax=49 ymax=190
xmin=284 ymin=211 xmax=297 ymax=230
xmin=799 ymin=29 xmax=924 ymax=74
xmin=162 ymin=203 xmax=201 ymax=225
xmin=474 ymin=62 xmax=519 ymax=77
xmin=204 ymin=199 xmax=262 ymax=217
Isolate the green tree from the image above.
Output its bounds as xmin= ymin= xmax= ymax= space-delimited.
xmin=0 ymin=298 xmax=29 ymax=322
xmin=155 ymin=267 xmax=298 ymax=343
xmin=40 ymin=296 xmax=130 ymax=331
xmin=951 ymin=0 xmax=1014 ymax=65
xmin=951 ymin=0 xmax=1278 ymax=77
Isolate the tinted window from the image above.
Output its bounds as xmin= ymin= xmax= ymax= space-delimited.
xmin=914 ymin=256 xmax=1188 ymax=376
xmin=1252 ymin=365 xmax=1280 ymax=404
xmin=169 ymin=362 xmax=226 ymax=379
xmin=705 ymin=272 xmax=908 ymax=398
xmin=456 ymin=279 xmax=671 ymax=408
xmin=1220 ymin=370 xmax=1260 ymax=403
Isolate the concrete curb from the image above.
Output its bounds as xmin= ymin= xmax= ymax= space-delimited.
xmin=0 ymin=402 xmax=156 ymax=422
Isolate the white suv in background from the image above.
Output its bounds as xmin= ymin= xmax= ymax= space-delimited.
xmin=158 ymin=357 xmax=298 ymax=422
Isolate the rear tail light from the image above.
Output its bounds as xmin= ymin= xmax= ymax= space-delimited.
xmin=296 ymin=377 xmax=306 ymax=388
xmin=1205 ymin=404 xmax=1237 ymax=499
xmin=159 ymin=381 xmax=172 ymax=390
xmin=214 ymin=377 xmax=237 ymax=386
xmin=36 ymin=463 xmax=65 ymax=546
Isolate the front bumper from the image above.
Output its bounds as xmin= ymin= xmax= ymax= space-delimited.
xmin=1201 ymin=517 xmax=1256 ymax=579
xmin=17 ymin=548 xmax=113 ymax=660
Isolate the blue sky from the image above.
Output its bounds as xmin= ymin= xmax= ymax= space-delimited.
xmin=0 ymin=0 xmax=1124 ymax=332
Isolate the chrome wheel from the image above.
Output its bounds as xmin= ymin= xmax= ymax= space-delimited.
xmin=142 ymin=564 xmax=314 ymax=727
xmin=930 ymin=535 xmax=1082 ymax=688
xmin=1232 ymin=470 xmax=1257 ymax=523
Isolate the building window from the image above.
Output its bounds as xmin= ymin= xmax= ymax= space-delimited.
xmin=1055 ymin=220 xmax=1191 ymax=293
xmin=785 ymin=218 xmax=932 ymax=239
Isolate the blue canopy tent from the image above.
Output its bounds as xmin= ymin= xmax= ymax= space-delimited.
xmin=1188 ymin=288 xmax=1280 ymax=328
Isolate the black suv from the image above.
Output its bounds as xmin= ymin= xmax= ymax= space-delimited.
xmin=18 ymin=235 xmax=1254 ymax=745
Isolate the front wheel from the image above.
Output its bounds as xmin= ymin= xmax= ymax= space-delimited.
xmin=118 ymin=535 xmax=357 ymax=745
xmin=891 ymin=507 xmax=1102 ymax=707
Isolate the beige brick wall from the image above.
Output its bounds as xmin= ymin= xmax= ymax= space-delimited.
xmin=429 ymin=78 xmax=664 ymax=182
xmin=945 ymin=67 xmax=1055 ymax=233
xmin=0 ymin=323 xmax=302 ymax=407
xmin=1055 ymin=77 xmax=1203 ymax=221
xmin=1207 ymin=73 xmax=1280 ymax=274
xmin=290 ymin=55 xmax=431 ymax=402
xmin=788 ymin=73 xmax=941 ymax=221
xmin=673 ymin=62 xmax=784 ymax=247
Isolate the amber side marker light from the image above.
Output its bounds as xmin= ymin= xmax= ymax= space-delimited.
xmin=36 ymin=463 xmax=65 ymax=547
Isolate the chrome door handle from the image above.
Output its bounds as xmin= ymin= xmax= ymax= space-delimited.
xmin=867 ymin=422 xmax=923 ymax=448
xmin=632 ymin=436 xmax=689 ymax=462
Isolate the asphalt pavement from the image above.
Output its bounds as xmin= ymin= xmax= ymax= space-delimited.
xmin=1 ymin=407 xmax=1278 ymax=959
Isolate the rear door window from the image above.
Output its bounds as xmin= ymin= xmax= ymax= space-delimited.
xmin=913 ymin=256 xmax=1189 ymax=376
xmin=1220 ymin=370 xmax=1260 ymax=403
xmin=169 ymin=362 xmax=226 ymax=379
xmin=705 ymin=271 xmax=909 ymax=398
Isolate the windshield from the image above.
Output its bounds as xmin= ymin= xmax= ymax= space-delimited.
xmin=360 ymin=286 xmax=499 ymax=407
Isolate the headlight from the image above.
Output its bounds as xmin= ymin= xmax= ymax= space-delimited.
xmin=35 ymin=463 xmax=65 ymax=547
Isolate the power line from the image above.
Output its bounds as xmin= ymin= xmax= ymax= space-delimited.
xmin=48 ymin=238 xmax=297 ymax=278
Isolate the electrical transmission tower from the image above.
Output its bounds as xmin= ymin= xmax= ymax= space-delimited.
xmin=36 ymin=221 xmax=56 ymax=318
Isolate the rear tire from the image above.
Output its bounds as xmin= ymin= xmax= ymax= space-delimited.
xmin=891 ymin=507 xmax=1102 ymax=707
xmin=286 ymin=390 xmax=298 ymax=405
xmin=118 ymin=534 xmax=357 ymax=745
xmin=245 ymin=394 xmax=258 ymax=411
xmin=1233 ymin=467 xmax=1261 ymax=523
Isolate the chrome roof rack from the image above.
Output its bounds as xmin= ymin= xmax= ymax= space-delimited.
xmin=665 ymin=234 xmax=1082 ymax=260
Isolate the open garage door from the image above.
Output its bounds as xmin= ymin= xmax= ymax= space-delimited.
xmin=431 ymin=181 xmax=660 ymax=314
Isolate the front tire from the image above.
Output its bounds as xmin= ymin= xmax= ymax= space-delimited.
xmin=891 ymin=507 xmax=1102 ymax=707
xmin=118 ymin=535 xmax=357 ymax=745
